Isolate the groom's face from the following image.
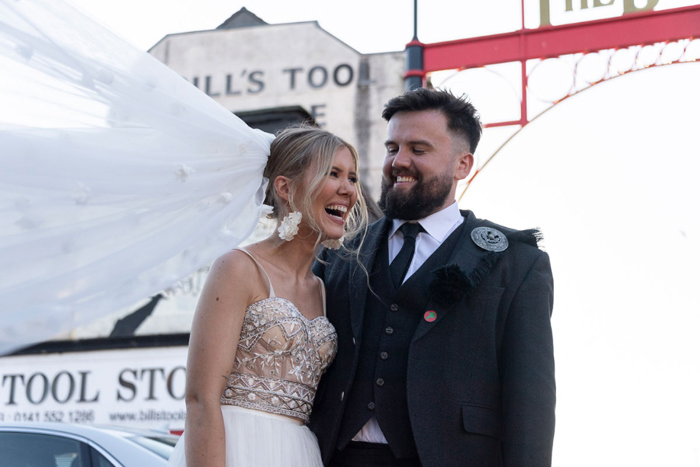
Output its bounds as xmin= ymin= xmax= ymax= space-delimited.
xmin=379 ymin=110 xmax=472 ymax=220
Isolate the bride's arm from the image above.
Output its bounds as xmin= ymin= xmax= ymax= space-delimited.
xmin=184 ymin=250 xmax=258 ymax=467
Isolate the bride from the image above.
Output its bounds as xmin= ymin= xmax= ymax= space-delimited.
xmin=169 ymin=127 xmax=368 ymax=466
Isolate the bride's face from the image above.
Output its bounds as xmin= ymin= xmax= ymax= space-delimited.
xmin=305 ymin=146 xmax=358 ymax=240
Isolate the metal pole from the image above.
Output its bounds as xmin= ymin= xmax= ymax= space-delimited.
xmin=404 ymin=0 xmax=424 ymax=90
xmin=520 ymin=0 xmax=528 ymax=126
xmin=413 ymin=0 xmax=418 ymax=40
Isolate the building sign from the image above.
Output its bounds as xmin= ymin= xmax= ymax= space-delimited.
xmin=0 ymin=347 xmax=187 ymax=431
xmin=186 ymin=62 xmax=356 ymax=127
xmin=191 ymin=63 xmax=355 ymax=97
xmin=539 ymin=0 xmax=659 ymax=26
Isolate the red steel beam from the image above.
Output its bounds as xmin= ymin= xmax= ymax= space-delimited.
xmin=423 ymin=5 xmax=700 ymax=72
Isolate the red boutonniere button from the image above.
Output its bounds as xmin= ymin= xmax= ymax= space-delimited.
xmin=424 ymin=311 xmax=437 ymax=322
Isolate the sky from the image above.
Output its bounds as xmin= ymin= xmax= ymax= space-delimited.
xmin=68 ymin=0 xmax=700 ymax=54
xmin=66 ymin=0 xmax=517 ymax=53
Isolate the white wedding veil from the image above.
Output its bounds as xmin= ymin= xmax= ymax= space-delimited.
xmin=0 ymin=0 xmax=274 ymax=354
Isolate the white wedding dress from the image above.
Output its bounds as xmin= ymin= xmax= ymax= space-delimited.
xmin=0 ymin=0 xmax=274 ymax=354
xmin=167 ymin=249 xmax=336 ymax=466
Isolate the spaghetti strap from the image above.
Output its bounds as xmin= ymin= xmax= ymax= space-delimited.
xmin=234 ymin=248 xmax=276 ymax=298
xmin=317 ymin=277 xmax=327 ymax=317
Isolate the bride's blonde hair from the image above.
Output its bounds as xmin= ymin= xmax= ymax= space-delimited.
xmin=263 ymin=125 xmax=369 ymax=248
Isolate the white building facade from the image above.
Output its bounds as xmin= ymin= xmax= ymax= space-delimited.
xmin=149 ymin=8 xmax=406 ymax=198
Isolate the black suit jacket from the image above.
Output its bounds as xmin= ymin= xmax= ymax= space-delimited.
xmin=311 ymin=210 xmax=555 ymax=466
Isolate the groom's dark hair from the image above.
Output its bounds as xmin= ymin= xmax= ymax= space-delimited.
xmin=382 ymin=87 xmax=482 ymax=153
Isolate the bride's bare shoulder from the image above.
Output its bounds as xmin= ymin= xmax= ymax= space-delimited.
xmin=210 ymin=248 xmax=257 ymax=275
xmin=202 ymin=248 xmax=268 ymax=303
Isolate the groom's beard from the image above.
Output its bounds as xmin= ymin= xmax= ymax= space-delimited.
xmin=378 ymin=170 xmax=453 ymax=221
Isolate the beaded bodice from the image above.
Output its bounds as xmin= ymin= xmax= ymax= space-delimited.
xmin=220 ymin=250 xmax=337 ymax=423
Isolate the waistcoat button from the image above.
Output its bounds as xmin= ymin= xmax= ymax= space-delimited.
xmin=390 ymin=303 xmax=399 ymax=312
xmin=380 ymin=352 xmax=388 ymax=360
xmin=376 ymin=378 xmax=385 ymax=387
xmin=385 ymin=327 xmax=394 ymax=335
xmin=368 ymin=402 xmax=375 ymax=410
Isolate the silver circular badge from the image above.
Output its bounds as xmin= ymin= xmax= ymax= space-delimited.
xmin=471 ymin=227 xmax=509 ymax=252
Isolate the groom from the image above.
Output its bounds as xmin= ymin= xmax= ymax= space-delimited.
xmin=311 ymin=88 xmax=555 ymax=466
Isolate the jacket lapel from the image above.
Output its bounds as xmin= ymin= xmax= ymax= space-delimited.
xmin=412 ymin=211 xmax=500 ymax=342
xmin=349 ymin=218 xmax=390 ymax=340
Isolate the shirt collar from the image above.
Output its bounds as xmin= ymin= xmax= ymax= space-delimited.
xmin=389 ymin=202 xmax=462 ymax=242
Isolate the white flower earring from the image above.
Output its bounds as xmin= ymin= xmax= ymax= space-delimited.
xmin=322 ymin=237 xmax=344 ymax=250
xmin=278 ymin=211 xmax=302 ymax=241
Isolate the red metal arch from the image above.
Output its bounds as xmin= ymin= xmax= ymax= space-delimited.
xmin=422 ymin=5 xmax=700 ymax=72
xmin=408 ymin=5 xmax=700 ymax=128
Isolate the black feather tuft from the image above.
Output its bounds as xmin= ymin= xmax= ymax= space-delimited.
xmin=429 ymin=251 xmax=501 ymax=308
xmin=429 ymin=264 xmax=470 ymax=308
xmin=507 ymin=228 xmax=545 ymax=249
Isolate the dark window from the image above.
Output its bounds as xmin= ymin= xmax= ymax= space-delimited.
xmin=0 ymin=431 xmax=92 ymax=466
xmin=91 ymin=447 xmax=115 ymax=467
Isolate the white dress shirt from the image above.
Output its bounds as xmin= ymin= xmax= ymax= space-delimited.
xmin=352 ymin=202 xmax=464 ymax=444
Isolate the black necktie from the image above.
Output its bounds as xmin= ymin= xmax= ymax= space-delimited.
xmin=391 ymin=222 xmax=424 ymax=290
